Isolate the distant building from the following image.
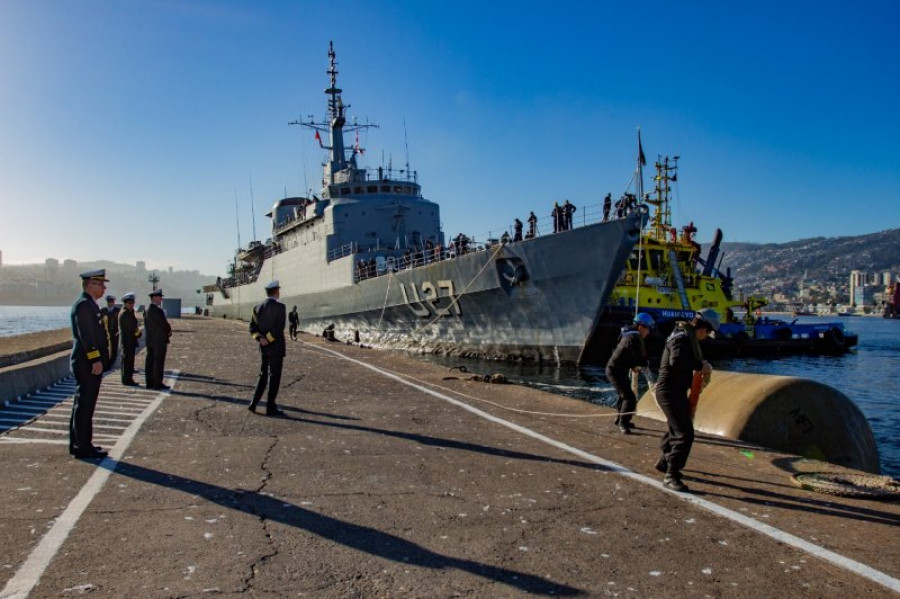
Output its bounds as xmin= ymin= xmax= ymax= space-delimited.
xmin=849 ymin=270 xmax=865 ymax=307
xmin=136 ymin=261 xmax=146 ymax=275
xmin=853 ymin=285 xmax=874 ymax=307
xmin=45 ymin=258 xmax=59 ymax=279
xmin=62 ymin=259 xmax=78 ymax=276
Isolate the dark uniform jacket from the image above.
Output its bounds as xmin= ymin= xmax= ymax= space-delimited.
xmin=71 ymin=292 xmax=108 ymax=369
xmin=100 ymin=305 xmax=120 ymax=337
xmin=606 ymin=327 xmax=647 ymax=375
xmin=656 ymin=327 xmax=703 ymax=394
xmin=250 ymin=298 xmax=286 ymax=357
xmin=288 ymin=309 xmax=300 ymax=328
xmin=144 ymin=303 xmax=172 ymax=348
xmin=119 ymin=308 xmax=142 ymax=349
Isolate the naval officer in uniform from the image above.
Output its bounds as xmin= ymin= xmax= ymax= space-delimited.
xmin=249 ymin=280 xmax=286 ymax=416
xmin=144 ymin=288 xmax=172 ymax=390
xmin=100 ymin=294 xmax=120 ymax=368
xmin=118 ymin=292 xmax=142 ymax=386
xmin=69 ymin=269 xmax=110 ymax=459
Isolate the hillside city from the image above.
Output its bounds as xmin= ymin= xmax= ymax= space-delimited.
xmin=0 ymin=251 xmax=212 ymax=309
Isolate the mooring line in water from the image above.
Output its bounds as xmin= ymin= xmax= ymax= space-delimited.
xmin=302 ymin=341 xmax=900 ymax=594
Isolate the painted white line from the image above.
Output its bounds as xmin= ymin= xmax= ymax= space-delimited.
xmin=0 ymin=438 xmax=68 ymax=445
xmin=308 ymin=342 xmax=900 ymax=594
xmin=0 ymin=371 xmax=179 ymax=599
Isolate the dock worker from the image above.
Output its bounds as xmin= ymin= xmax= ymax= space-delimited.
xmin=100 ymin=294 xmax=120 ymax=368
xmin=69 ymin=269 xmax=110 ymax=459
xmin=289 ymin=305 xmax=299 ymax=341
xmin=249 ymin=280 xmax=287 ymax=416
xmin=606 ymin=313 xmax=654 ymax=435
xmin=654 ymin=309 xmax=717 ymax=492
xmin=118 ymin=292 xmax=141 ymax=386
xmin=144 ymin=288 xmax=172 ymax=391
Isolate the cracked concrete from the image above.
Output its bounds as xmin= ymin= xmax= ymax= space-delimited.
xmin=0 ymin=317 xmax=898 ymax=597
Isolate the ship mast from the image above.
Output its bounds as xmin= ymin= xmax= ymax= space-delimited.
xmin=290 ymin=41 xmax=378 ymax=189
xmin=650 ymin=155 xmax=678 ymax=241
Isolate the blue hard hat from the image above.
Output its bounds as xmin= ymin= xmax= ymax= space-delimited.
xmin=633 ymin=313 xmax=655 ymax=328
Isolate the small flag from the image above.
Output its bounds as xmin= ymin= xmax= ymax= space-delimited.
xmin=355 ymin=131 xmax=365 ymax=155
xmin=314 ymin=131 xmax=323 ymax=147
xmin=638 ymin=130 xmax=647 ymax=167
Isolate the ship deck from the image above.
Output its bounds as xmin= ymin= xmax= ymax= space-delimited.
xmin=1 ymin=317 xmax=897 ymax=597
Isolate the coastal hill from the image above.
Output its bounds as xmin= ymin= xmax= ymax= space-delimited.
xmin=0 ymin=260 xmax=215 ymax=307
xmin=710 ymin=228 xmax=900 ymax=303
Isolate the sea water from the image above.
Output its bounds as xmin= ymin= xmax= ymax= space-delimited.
xmin=0 ymin=305 xmax=71 ymax=338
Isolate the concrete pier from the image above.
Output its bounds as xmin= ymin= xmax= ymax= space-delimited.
xmin=0 ymin=317 xmax=898 ymax=597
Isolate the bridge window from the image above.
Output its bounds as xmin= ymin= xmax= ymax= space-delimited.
xmin=353 ymin=186 xmax=363 ymax=194
xmin=381 ymin=185 xmax=390 ymax=192
xmin=367 ymin=185 xmax=377 ymax=193
xmin=340 ymin=187 xmax=351 ymax=195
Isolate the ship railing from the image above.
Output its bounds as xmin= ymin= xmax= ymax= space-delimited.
xmin=327 ymin=242 xmax=357 ymax=262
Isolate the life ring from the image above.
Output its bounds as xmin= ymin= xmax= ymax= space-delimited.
xmin=791 ymin=472 xmax=900 ymax=500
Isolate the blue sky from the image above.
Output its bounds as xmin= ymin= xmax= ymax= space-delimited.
xmin=1 ymin=0 xmax=898 ymax=278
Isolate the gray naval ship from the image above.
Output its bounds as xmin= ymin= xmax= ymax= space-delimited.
xmin=205 ymin=43 xmax=645 ymax=365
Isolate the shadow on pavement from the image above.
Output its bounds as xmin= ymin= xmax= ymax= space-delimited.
xmin=104 ymin=460 xmax=583 ymax=596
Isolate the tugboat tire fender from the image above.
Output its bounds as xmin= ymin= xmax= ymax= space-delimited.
xmin=827 ymin=326 xmax=845 ymax=349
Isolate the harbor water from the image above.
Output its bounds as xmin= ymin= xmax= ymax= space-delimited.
xmin=2 ymin=306 xmax=897 ymax=477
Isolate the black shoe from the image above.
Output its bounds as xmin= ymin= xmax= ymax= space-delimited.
xmin=248 ymin=402 xmax=258 ymax=413
xmin=663 ymin=475 xmax=689 ymax=492
xmin=619 ymin=426 xmax=632 ymax=435
xmin=266 ymin=409 xmax=286 ymax=417
xmin=122 ymin=381 xmax=139 ymax=387
xmin=654 ymin=457 xmax=668 ymax=473
xmin=156 ymin=384 xmax=171 ymax=391
xmin=73 ymin=449 xmax=107 ymax=459
xmin=622 ymin=421 xmax=636 ymax=430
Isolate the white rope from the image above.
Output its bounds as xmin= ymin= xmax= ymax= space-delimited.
xmin=375 ymin=270 xmax=394 ymax=332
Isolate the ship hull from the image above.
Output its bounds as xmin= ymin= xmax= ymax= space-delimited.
xmin=208 ymin=214 xmax=643 ymax=365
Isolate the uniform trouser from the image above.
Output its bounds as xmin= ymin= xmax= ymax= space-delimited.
xmin=121 ymin=343 xmax=136 ymax=383
xmin=145 ymin=343 xmax=167 ymax=388
xmin=655 ymin=385 xmax=695 ymax=476
xmin=606 ymin=367 xmax=636 ymax=426
xmin=289 ymin=324 xmax=298 ymax=339
xmin=109 ymin=334 xmax=119 ymax=367
xmin=252 ymin=348 xmax=283 ymax=412
xmin=70 ymin=359 xmax=102 ymax=453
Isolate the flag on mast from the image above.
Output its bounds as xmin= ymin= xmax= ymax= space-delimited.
xmin=638 ymin=129 xmax=647 ymax=167
xmin=314 ymin=130 xmax=324 ymax=148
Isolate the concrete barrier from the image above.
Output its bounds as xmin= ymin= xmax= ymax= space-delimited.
xmin=637 ymin=370 xmax=881 ymax=474
xmin=0 ymin=350 xmax=71 ymax=404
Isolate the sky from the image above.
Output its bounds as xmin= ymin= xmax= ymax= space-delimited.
xmin=1 ymin=0 xmax=898 ymax=278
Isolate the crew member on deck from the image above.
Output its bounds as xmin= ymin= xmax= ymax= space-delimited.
xmin=654 ymin=309 xmax=717 ymax=492
xmin=563 ymin=200 xmax=576 ymax=230
xmin=100 ymin=294 xmax=120 ymax=368
xmin=144 ymin=288 xmax=172 ymax=390
xmin=606 ymin=313 xmax=654 ymax=435
xmin=118 ymin=293 xmax=141 ymax=386
xmin=513 ymin=218 xmax=523 ymax=242
xmin=603 ymin=193 xmax=612 ymax=222
xmin=69 ymin=269 xmax=110 ymax=459
xmin=249 ymin=280 xmax=287 ymax=416
xmin=527 ymin=211 xmax=538 ymax=238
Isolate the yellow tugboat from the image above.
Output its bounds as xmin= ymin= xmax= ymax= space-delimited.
xmin=582 ymin=153 xmax=857 ymax=362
